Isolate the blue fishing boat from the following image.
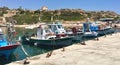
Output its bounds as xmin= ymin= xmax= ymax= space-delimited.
xmin=83 ymin=22 xmax=98 ymax=37
xmin=0 ymin=19 xmax=20 ymax=60
xmin=0 ymin=30 xmax=20 ymax=59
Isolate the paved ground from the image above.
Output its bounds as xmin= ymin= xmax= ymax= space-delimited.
xmin=7 ymin=33 xmax=120 ymax=65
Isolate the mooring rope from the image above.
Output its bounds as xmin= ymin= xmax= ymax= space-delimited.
xmin=18 ymin=36 xmax=30 ymax=57
xmin=20 ymin=44 xmax=30 ymax=57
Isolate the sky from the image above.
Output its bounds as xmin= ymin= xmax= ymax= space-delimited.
xmin=0 ymin=0 xmax=120 ymax=14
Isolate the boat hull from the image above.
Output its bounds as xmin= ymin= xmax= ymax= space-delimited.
xmin=97 ymin=28 xmax=115 ymax=35
xmin=67 ymin=33 xmax=84 ymax=42
xmin=23 ymin=37 xmax=73 ymax=46
xmin=84 ymin=32 xmax=98 ymax=37
xmin=0 ymin=44 xmax=20 ymax=59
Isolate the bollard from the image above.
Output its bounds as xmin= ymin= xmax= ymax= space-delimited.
xmin=81 ymin=41 xmax=86 ymax=45
xmin=23 ymin=57 xmax=30 ymax=65
xmin=81 ymin=35 xmax=86 ymax=45
xmin=61 ymin=47 xmax=65 ymax=51
xmin=96 ymin=37 xmax=99 ymax=41
xmin=46 ymin=51 xmax=53 ymax=58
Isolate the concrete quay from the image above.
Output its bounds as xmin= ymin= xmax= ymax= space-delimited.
xmin=7 ymin=33 xmax=120 ymax=65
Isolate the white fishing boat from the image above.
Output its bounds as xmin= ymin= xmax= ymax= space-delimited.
xmin=48 ymin=22 xmax=83 ymax=41
xmin=22 ymin=24 xmax=73 ymax=46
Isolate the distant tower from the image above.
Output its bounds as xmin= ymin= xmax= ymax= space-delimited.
xmin=41 ymin=6 xmax=48 ymax=11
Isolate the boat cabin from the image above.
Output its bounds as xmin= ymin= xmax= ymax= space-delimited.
xmin=0 ymin=33 xmax=7 ymax=47
xmin=99 ymin=18 xmax=114 ymax=26
xmin=48 ymin=22 xmax=66 ymax=37
xmin=36 ymin=25 xmax=56 ymax=39
xmin=83 ymin=22 xmax=100 ymax=32
xmin=83 ymin=22 xmax=98 ymax=37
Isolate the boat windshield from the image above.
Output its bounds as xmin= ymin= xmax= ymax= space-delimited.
xmin=54 ymin=25 xmax=57 ymax=31
xmin=0 ymin=34 xmax=4 ymax=40
xmin=45 ymin=29 xmax=51 ymax=33
xmin=84 ymin=23 xmax=90 ymax=32
xmin=58 ymin=25 xmax=63 ymax=29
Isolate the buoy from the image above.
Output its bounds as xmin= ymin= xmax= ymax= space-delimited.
xmin=34 ymin=43 xmax=37 ymax=46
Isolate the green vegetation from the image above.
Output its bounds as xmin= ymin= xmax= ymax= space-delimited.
xmin=1 ymin=6 xmax=120 ymax=24
xmin=12 ymin=9 xmax=87 ymax=24
xmin=60 ymin=11 xmax=85 ymax=21
xmin=12 ymin=9 xmax=120 ymax=24
xmin=13 ymin=14 xmax=39 ymax=24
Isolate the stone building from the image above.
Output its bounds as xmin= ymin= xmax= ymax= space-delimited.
xmin=41 ymin=6 xmax=48 ymax=11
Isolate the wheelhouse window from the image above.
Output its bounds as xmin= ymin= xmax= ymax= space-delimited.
xmin=58 ymin=25 xmax=63 ymax=29
xmin=45 ymin=29 xmax=51 ymax=33
xmin=0 ymin=34 xmax=4 ymax=40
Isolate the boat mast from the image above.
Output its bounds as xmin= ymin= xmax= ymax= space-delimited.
xmin=7 ymin=18 xmax=17 ymax=43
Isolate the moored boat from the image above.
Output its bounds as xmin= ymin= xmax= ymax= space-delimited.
xmin=0 ymin=29 xmax=20 ymax=59
xmin=89 ymin=21 xmax=115 ymax=35
xmin=48 ymin=22 xmax=83 ymax=42
xmin=22 ymin=24 xmax=73 ymax=46
xmin=66 ymin=26 xmax=84 ymax=42
xmin=83 ymin=22 xmax=98 ymax=37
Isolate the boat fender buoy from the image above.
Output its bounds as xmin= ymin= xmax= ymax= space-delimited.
xmin=34 ymin=43 xmax=37 ymax=46
xmin=26 ymin=38 xmax=29 ymax=41
xmin=16 ymin=41 xmax=20 ymax=44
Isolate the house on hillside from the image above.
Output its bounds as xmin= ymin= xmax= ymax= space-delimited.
xmin=41 ymin=6 xmax=48 ymax=11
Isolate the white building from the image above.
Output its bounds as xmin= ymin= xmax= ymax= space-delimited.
xmin=41 ymin=6 xmax=48 ymax=11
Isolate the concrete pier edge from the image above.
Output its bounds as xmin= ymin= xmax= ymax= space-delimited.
xmin=7 ymin=32 xmax=120 ymax=65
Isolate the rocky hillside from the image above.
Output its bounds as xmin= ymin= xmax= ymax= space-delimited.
xmin=0 ymin=6 xmax=120 ymax=24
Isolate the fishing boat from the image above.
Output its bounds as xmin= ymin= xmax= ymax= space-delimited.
xmin=66 ymin=26 xmax=84 ymax=42
xmin=22 ymin=24 xmax=73 ymax=46
xmin=0 ymin=29 xmax=20 ymax=59
xmin=89 ymin=21 xmax=114 ymax=35
xmin=83 ymin=22 xmax=98 ymax=37
xmin=99 ymin=18 xmax=115 ymax=35
xmin=48 ymin=22 xmax=84 ymax=42
xmin=0 ymin=19 xmax=20 ymax=60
